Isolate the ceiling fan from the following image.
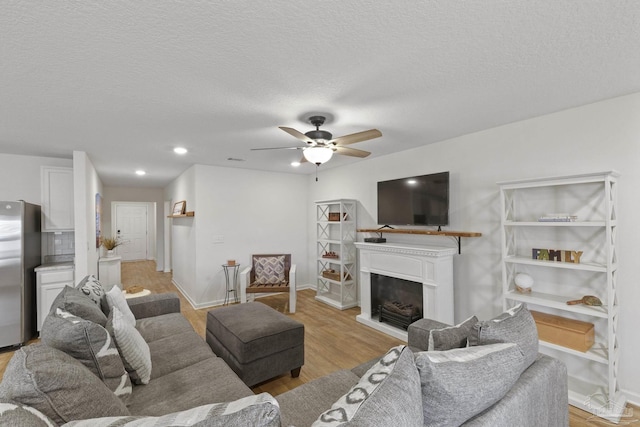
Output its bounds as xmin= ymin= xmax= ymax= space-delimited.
xmin=252 ymin=115 xmax=382 ymax=165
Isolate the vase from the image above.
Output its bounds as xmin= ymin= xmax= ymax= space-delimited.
xmin=106 ymin=250 xmax=115 ymax=257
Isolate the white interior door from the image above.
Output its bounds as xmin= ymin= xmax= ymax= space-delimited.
xmin=114 ymin=203 xmax=148 ymax=261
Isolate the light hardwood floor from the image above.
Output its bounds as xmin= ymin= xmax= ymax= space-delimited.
xmin=1 ymin=260 xmax=638 ymax=426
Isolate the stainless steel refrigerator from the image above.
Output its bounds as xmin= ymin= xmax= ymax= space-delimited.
xmin=0 ymin=201 xmax=41 ymax=349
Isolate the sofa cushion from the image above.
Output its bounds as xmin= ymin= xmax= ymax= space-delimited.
xmin=147 ymin=328 xmax=216 ymax=380
xmin=106 ymin=285 xmax=136 ymax=326
xmin=0 ymin=343 xmax=130 ymax=425
xmin=313 ymin=345 xmax=423 ymax=426
xmin=277 ymin=370 xmax=360 ymax=427
xmin=468 ymin=303 xmax=538 ymax=371
xmin=254 ymin=255 xmax=285 ymax=284
xmin=428 ymin=315 xmax=478 ymax=351
xmin=50 ymin=286 xmax=108 ymax=326
xmin=41 ymin=308 xmax=132 ymax=401
xmin=61 ymin=393 xmax=280 ymax=427
xmin=135 ymin=312 xmax=196 ymax=343
xmin=126 ymin=357 xmax=253 ymax=416
xmin=108 ymin=306 xmax=152 ymax=385
xmin=0 ymin=400 xmax=55 ymax=427
xmin=415 ymin=342 xmax=524 ymax=427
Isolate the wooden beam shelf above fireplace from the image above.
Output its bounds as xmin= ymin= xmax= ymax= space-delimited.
xmin=357 ymin=228 xmax=482 ymax=254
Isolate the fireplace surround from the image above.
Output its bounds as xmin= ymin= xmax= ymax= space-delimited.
xmin=354 ymin=242 xmax=456 ymax=340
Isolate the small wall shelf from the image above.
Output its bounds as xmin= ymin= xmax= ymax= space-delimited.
xmin=167 ymin=211 xmax=195 ymax=218
xmin=357 ymin=228 xmax=481 ymax=254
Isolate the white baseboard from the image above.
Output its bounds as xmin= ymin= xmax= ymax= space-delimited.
xmin=623 ymin=389 xmax=640 ymax=407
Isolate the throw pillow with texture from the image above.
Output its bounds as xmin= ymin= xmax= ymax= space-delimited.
xmin=105 ymin=285 xmax=136 ymax=326
xmin=49 ymin=286 xmax=108 ymax=326
xmin=61 ymin=393 xmax=281 ymax=427
xmin=108 ymin=306 xmax=152 ymax=384
xmin=254 ymin=255 xmax=285 ymax=285
xmin=76 ymin=275 xmax=112 ymax=314
xmin=41 ymin=308 xmax=132 ymax=401
xmin=313 ymin=345 xmax=423 ymax=426
xmin=428 ymin=315 xmax=478 ymax=351
xmin=468 ymin=303 xmax=538 ymax=371
xmin=0 ymin=400 xmax=55 ymax=427
xmin=415 ymin=343 xmax=525 ymax=427
xmin=0 ymin=344 xmax=130 ymax=426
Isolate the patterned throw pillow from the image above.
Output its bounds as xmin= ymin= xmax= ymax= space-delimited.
xmin=49 ymin=286 xmax=108 ymax=326
xmin=0 ymin=344 xmax=130 ymax=425
xmin=254 ymin=256 xmax=286 ymax=285
xmin=108 ymin=306 xmax=152 ymax=385
xmin=76 ymin=275 xmax=105 ymax=306
xmin=313 ymin=345 xmax=423 ymax=426
xmin=415 ymin=343 xmax=524 ymax=427
xmin=61 ymin=393 xmax=281 ymax=427
xmin=428 ymin=315 xmax=478 ymax=351
xmin=41 ymin=308 xmax=132 ymax=402
xmin=468 ymin=303 xmax=538 ymax=371
xmin=0 ymin=400 xmax=55 ymax=427
xmin=105 ymin=285 xmax=136 ymax=326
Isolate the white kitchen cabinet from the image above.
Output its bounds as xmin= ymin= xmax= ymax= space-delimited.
xmin=36 ymin=265 xmax=74 ymax=332
xmin=41 ymin=166 xmax=74 ymax=231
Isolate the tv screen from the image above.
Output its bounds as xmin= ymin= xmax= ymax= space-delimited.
xmin=377 ymin=171 xmax=449 ymax=226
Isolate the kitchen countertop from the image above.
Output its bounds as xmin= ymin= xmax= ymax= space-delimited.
xmin=35 ymin=262 xmax=74 ymax=272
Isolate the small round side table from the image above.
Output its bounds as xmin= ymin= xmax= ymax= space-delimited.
xmin=222 ymin=263 xmax=241 ymax=305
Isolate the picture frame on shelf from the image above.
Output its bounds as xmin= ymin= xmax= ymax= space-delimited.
xmin=172 ymin=200 xmax=186 ymax=215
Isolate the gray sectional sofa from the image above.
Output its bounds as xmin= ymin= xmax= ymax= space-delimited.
xmin=0 ymin=281 xmax=568 ymax=427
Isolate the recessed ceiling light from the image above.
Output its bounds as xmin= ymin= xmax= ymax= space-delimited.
xmin=135 ymin=170 xmax=146 ymax=176
xmin=174 ymin=147 xmax=188 ymax=155
xmin=291 ymin=161 xmax=301 ymax=167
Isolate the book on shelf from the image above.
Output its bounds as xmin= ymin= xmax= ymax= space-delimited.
xmin=538 ymin=213 xmax=578 ymax=222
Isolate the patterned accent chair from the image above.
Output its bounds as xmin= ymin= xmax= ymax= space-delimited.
xmin=240 ymin=254 xmax=297 ymax=313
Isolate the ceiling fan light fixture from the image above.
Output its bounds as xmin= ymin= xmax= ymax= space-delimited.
xmin=303 ymin=146 xmax=334 ymax=164
xmin=304 ymin=129 xmax=332 ymax=142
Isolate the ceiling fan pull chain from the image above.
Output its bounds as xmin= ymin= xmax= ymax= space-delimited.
xmin=315 ymin=164 xmax=319 ymax=181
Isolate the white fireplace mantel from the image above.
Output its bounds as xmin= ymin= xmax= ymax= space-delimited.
xmin=354 ymin=242 xmax=456 ymax=341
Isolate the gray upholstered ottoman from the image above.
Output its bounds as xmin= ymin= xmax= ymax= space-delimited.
xmin=205 ymin=302 xmax=304 ymax=387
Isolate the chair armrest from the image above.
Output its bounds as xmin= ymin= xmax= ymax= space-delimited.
xmin=127 ymin=292 xmax=181 ymax=319
xmin=289 ymin=264 xmax=296 ymax=289
xmin=240 ymin=265 xmax=253 ymax=303
xmin=407 ymin=318 xmax=451 ymax=351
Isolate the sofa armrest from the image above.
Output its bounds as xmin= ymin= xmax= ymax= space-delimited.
xmin=127 ymin=292 xmax=180 ymax=319
xmin=407 ymin=318 xmax=451 ymax=351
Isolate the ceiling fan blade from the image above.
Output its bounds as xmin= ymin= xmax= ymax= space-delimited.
xmin=279 ymin=126 xmax=317 ymax=144
xmin=331 ymin=129 xmax=382 ymax=146
xmin=335 ymin=146 xmax=371 ymax=158
xmin=250 ymin=146 xmax=304 ymax=151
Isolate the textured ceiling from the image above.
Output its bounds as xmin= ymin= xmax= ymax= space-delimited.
xmin=2 ymin=1 xmax=639 ymax=186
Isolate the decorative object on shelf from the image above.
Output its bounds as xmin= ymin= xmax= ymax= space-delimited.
xmin=322 ymin=251 xmax=338 ymax=259
xmin=126 ymin=285 xmax=144 ymax=294
xmin=172 ymin=200 xmax=186 ymax=215
xmin=531 ymin=248 xmax=583 ymax=263
xmin=100 ymin=237 xmax=123 ymax=257
xmin=328 ymin=212 xmax=347 ymax=221
xmin=538 ymin=213 xmax=578 ymax=222
xmin=530 ymin=310 xmax=595 ymax=352
xmin=227 ymin=259 xmax=236 ymax=266
xmin=514 ymin=273 xmax=534 ymax=294
xmin=322 ymin=269 xmax=351 ymax=281
xmin=566 ymin=295 xmax=603 ymax=307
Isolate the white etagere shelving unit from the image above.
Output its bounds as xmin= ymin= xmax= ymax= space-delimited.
xmin=498 ymin=171 xmax=625 ymax=423
xmin=315 ymin=199 xmax=358 ymax=310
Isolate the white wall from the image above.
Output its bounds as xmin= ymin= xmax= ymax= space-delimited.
xmin=308 ymin=92 xmax=640 ymax=403
xmin=73 ymin=151 xmax=103 ymax=280
xmin=102 ymin=186 xmax=165 ymax=270
xmin=165 ymin=164 xmax=308 ymax=308
xmin=0 ymin=153 xmax=72 ymax=205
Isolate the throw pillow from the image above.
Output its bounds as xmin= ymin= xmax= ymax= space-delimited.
xmin=254 ymin=255 xmax=285 ymax=285
xmin=0 ymin=343 xmax=130 ymax=425
xmin=313 ymin=345 xmax=423 ymax=426
xmin=41 ymin=308 xmax=132 ymax=401
xmin=49 ymin=286 xmax=108 ymax=326
xmin=0 ymin=400 xmax=55 ymax=427
xmin=108 ymin=306 xmax=152 ymax=384
xmin=468 ymin=303 xmax=538 ymax=371
xmin=428 ymin=315 xmax=478 ymax=351
xmin=106 ymin=285 xmax=136 ymax=326
xmin=60 ymin=393 xmax=281 ymax=427
xmin=415 ymin=343 xmax=525 ymax=427
xmin=76 ymin=274 xmax=112 ymax=314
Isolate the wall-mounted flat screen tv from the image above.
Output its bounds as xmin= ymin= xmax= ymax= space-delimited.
xmin=377 ymin=171 xmax=449 ymax=226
